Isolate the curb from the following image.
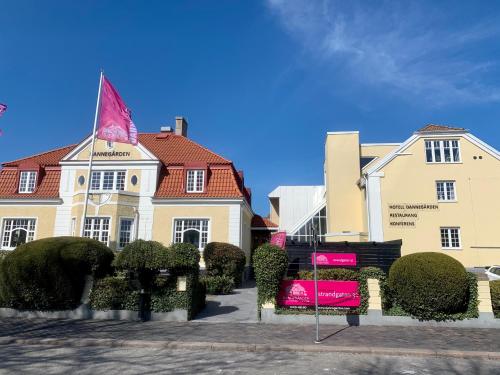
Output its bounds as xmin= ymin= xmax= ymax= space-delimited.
xmin=0 ymin=336 xmax=498 ymax=360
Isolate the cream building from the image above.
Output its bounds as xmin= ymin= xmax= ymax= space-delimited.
xmin=0 ymin=118 xmax=253 ymax=265
xmin=269 ymin=125 xmax=500 ymax=268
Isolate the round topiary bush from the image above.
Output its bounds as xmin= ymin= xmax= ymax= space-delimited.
xmin=253 ymin=243 xmax=288 ymax=308
xmin=164 ymin=243 xmax=200 ymax=275
xmin=387 ymin=252 xmax=469 ymax=320
xmin=0 ymin=237 xmax=114 ymax=310
xmin=203 ymin=242 xmax=246 ymax=286
xmin=491 ymin=280 xmax=500 ymax=318
xmin=114 ymin=240 xmax=168 ymax=291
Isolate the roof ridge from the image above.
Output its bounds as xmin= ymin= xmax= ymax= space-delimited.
xmin=178 ymin=135 xmax=232 ymax=164
xmin=2 ymin=143 xmax=77 ymax=166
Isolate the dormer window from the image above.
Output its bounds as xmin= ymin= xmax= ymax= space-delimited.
xmin=186 ymin=170 xmax=204 ymax=193
xmin=19 ymin=171 xmax=37 ymax=193
xmin=425 ymin=140 xmax=460 ymax=163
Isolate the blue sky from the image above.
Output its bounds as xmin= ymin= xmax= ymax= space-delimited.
xmin=1 ymin=0 xmax=500 ymax=215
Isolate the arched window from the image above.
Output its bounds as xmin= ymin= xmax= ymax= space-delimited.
xmin=173 ymin=219 xmax=209 ymax=251
xmin=1 ymin=218 xmax=36 ymax=249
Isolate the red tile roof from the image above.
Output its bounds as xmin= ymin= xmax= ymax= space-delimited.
xmin=0 ymin=133 xmax=249 ymax=202
xmin=138 ymin=133 xmax=231 ymax=165
xmin=417 ymin=124 xmax=465 ymax=133
xmin=2 ymin=145 xmax=76 ymax=167
xmin=251 ymin=215 xmax=278 ymax=229
xmin=0 ymin=169 xmax=62 ymax=199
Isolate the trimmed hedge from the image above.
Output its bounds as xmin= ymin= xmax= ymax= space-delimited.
xmin=253 ymin=243 xmax=288 ymax=311
xmin=387 ymin=252 xmax=469 ymax=320
xmin=150 ymin=274 xmax=206 ymax=320
xmin=0 ymin=237 xmax=113 ymax=310
xmin=201 ymin=275 xmax=235 ymax=295
xmin=203 ymin=242 xmax=246 ymax=286
xmin=164 ymin=243 xmax=201 ymax=275
xmin=491 ymin=280 xmax=500 ymax=318
xmin=89 ymin=276 xmax=140 ymax=311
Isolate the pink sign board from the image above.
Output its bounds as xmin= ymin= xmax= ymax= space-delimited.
xmin=270 ymin=231 xmax=286 ymax=249
xmin=277 ymin=280 xmax=360 ymax=307
xmin=312 ymin=253 xmax=357 ymax=267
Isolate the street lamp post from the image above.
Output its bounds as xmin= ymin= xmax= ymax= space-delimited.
xmin=312 ymin=225 xmax=321 ymax=344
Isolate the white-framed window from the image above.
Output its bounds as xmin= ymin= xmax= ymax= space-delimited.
xmin=440 ymin=227 xmax=461 ymax=249
xmin=186 ymin=170 xmax=205 ymax=193
xmin=173 ymin=219 xmax=209 ymax=251
xmin=425 ymin=140 xmax=460 ymax=163
xmin=18 ymin=171 xmax=37 ymax=193
xmin=90 ymin=171 xmax=126 ymax=191
xmin=83 ymin=217 xmax=110 ymax=245
xmin=118 ymin=218 xmax=134 ymax=249
xmin=1 ymin=218 xmax=36 ymax=249
xmin=436 ymin=181 xmax=456 ymax=202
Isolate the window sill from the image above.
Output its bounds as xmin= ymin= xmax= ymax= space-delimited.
xmin=437 ymin=200 xmax=458 ymax=203
xmin=425 ymin=162 xmax=462 ymax=165
xmin=442 ymin=248 xmax=462 ymax=250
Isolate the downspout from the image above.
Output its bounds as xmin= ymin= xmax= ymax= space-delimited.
xmin=364 ymin=173 xmax=372 ymax=241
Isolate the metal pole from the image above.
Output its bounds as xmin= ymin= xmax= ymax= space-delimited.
xmin=312 ymin=225 xmax=321 ymax=344
xmin=81 ymin=70 xmax=104 ymax=236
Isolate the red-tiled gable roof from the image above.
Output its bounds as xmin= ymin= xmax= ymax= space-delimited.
xmin=251 ymin=215 xmax=278 ymax=229
xmin=2 ymin=145 xmax=76 ymax=167
xmin=0 ymin=132 xmax=248 ymax=202
xmin=0 ymin=169 xmax=61 ymax=199
xmin=155 ymin=166 xmax=244 ymax=198
xmin=138 ymin=133 xmax=230 ymax=165
xmin=417 ymin=124 xmax=465 ymax=133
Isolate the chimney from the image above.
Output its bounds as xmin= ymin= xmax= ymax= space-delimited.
xmin=175 ymin=117 xmax=188 ymax=137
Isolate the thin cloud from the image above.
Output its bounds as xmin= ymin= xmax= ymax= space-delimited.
xmin=267 ymin=0 xmax=500 ymax=105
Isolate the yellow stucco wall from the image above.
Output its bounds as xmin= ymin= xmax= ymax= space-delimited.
xmin=241 ymin=207 xmax=253 ymax=264
xmin=76 ymin=139 xmax=144 ymax=161
xmin=361 ymin=144 xmax=400 ymax=160
xmin=378 ymin=136 xmax=500 ymax=267
xmin=0 ymin=206 xmax=58 ymax=242
xmin=325 ymin=133 xmax=364 ymax=241
xmin=152 ymin=205 xmax=230 ymax=248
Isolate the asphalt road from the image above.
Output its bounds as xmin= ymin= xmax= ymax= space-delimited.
xmin=0 ymin=344 xmax=499 ymax=375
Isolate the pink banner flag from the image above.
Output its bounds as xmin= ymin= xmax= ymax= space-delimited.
xmin=270 ymin=231 xmax=286 ymax=249
xmin=312 ymin=253 xmax=357 ymax=267
xmin=97 ymin=77 xmax=138 ymax=145
xmin=278 ymin=280 xmax=360 ymax=308
xmin=0 ymin=103 xmax=7 ymax=117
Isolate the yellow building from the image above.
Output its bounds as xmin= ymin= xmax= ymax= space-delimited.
xmin=269 ymin=125 xmax=500 ymax=268
xmin=0 ymin=118 xmax=253 ymax=265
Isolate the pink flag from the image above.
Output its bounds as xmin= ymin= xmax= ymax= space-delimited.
xmin=97 ymin=77 xmax=138 ymax=145
xmin=0 ymin=103 xmax=7 ymax=117
xmin=270 ymin=231 xmax=287 ymax=249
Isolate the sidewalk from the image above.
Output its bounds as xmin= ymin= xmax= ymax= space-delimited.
xmin=1 ymin=318 xmax=499 ymax=359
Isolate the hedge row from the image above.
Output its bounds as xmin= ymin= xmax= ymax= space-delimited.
xmin=491 ymin=280 xmax=500 ymax=318
xmin=203 ymin=242 xmax=246 ymax=287
xmin=0 ymin=237 xmax=205 ymax=319
xmin=0 ymin=237 xmax=113 ymax=310
xmin=200 ymin=275 xmax=235 ymax=295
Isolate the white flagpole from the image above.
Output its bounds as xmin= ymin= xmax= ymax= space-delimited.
xmin=80 ymin=71 xmax=104 ymax=237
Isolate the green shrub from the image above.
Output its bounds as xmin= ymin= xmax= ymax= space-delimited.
xmin=491 ymin=280 xmax=500 ymax=318
xmin=114 ymin=240 xmax=168 ymax=291
xmin=0 ymin=237 xmax=113 ymax=310
xmin=298 ymin=268 xmax=358 ymax=281
xmin=253 ymin=243 xmax=288 ymax=310
xmin=387 ymin=252 xmax=469 ymax=320
xmin=203 ymin=242 xmax=246 ymax=286
xmin=150 ymin=273 xmax=206 ymax=320
xmin=89 ymin=276 xmax=140 ymax=311
xmin=164 ymin=243 xmax=200 ymax=275
xmin=201 ymin=275 xmax=235 ymax=295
